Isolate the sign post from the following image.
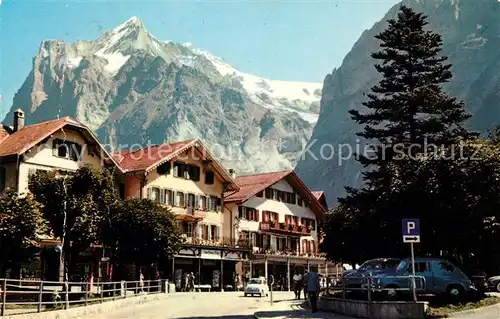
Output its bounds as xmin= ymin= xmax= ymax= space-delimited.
xmin=269 ymin=274 xmax=274 ymax=305
xmin=402 ymin=219 xmax=420 ymax=302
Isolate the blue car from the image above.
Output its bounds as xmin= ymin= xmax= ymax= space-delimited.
xmin=371 ymin=257 xmax=475 ymax=299
xmin=341 ymin=258 xmax=400 ymax=291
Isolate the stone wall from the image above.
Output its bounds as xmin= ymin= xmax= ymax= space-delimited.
xmin=319 ymin=296 xmax=428 ymax=319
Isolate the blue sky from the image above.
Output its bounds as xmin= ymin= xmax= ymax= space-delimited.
xmin=0 ymin=0 xmax=399 ymax=121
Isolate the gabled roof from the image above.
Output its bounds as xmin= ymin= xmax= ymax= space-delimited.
xmin=312 ymin=191 xmax=324 ymax=200
xmin=112 ymin=140 xmax=195 ymax=172
xmin=224 ymin=170 xmax=326 ymax=217
xmin=112 ymin=139 xmax=239 ymax=192
xmin=0 ymin=117 xmax=123 ymax=171
xmin=312 ymin=191 xmax=328 ymax=211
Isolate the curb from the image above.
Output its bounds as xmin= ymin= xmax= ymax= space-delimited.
xmin=253 ymin=300 xmax=308 ymax=319
xmin=442 ymin=301 xmax=500 ymax=318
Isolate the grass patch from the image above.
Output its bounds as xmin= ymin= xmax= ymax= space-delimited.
xmin=427 ymin=296 xmax=500 ymax=318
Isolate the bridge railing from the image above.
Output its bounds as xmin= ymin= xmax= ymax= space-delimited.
xmin=0 ymin=277 xmax=167 ymax=316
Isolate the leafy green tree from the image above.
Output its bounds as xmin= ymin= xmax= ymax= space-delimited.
xmin=29 ymin=166 xmax=120 ymax=278
xmin=0 ymin=189 xmax=47 ymax=276
xmin=104 ymin=198 xmax=180 ymax=279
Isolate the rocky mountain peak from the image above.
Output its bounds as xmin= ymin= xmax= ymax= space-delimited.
xmin=6 ymin=16 xmax=323 ymax=175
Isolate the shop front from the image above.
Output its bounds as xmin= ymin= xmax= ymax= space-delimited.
xmin=172 ymin=246 xmax=250 ymax=292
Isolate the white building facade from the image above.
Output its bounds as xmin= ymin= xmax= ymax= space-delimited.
xmin=224 ymin=170 xmax=332 ymax=290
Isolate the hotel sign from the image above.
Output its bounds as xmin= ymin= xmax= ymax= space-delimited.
xmin=200 ymin=249 xmax=221 ymax=260
xmin=224 ymin=252 xmax=241 ymax=260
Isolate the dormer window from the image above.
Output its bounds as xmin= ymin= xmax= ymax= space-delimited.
xmin=52 ymin=139 xmax=82 ymax=161
xmin=157 ymin=162 xmax=171 ymax=175
xmin=205 ymin=171 xmax=214 ymax=184
xmin=173 ymin=162 xmax=185 ymax=177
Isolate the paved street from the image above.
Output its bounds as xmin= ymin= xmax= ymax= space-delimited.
xmin=97 ymin=291 xmax=299 ymax=319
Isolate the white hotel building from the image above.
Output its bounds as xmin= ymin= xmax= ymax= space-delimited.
xmin=223 ymin=170 xmax=336 ymax=289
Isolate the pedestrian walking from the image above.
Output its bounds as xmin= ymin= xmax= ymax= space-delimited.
xmin=306 ymin=269 xmax=321 ymax=312
xmin=292 ymin=271 xmax=303 ymax=299
xmin=189 ymin=272 xmax=195 ymax=292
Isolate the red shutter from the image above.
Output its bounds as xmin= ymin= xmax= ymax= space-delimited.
xmin=254 ymin=210 xmax=259 ymax=221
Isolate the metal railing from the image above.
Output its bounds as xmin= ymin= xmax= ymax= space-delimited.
xmin=0 ymin=278 xmax=165 ymax=316
xmin=321 ymin=274 xmax=427 ymax=302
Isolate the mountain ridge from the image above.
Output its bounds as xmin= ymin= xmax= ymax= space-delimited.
xmin=6 ymin=16 xmax=323 ymax=175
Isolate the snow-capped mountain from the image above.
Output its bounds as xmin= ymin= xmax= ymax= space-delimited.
xmin=6 ymin=17 xmax=322 ymax=174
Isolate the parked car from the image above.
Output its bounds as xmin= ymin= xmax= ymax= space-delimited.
xmin=486 ymin=275 xmax=500 ymax=292
xmin=371 ymin=257 xmax=475 ymax=299
xmin=341 ymin=258 xmax=400 ymax=290
xmin=244 ymin=277 xmax=269 ymax=297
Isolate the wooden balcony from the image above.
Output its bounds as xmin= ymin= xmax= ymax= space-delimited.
xmin=259 ymin=222 xmax=311 ymax=235
xmin=181 ymin=236 xmax=251 ymax=249
xmin=175 ymin=206 xmax=207 ymax=220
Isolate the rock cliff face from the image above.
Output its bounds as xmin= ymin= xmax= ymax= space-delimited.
xmin=295 ymin=0 xmax=500 ymax=206
xmin=7 ymin=17 xmax=322 ymax=174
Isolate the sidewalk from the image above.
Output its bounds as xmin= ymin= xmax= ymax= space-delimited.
xmin=253 ymin=299 xmax=353 ymax=319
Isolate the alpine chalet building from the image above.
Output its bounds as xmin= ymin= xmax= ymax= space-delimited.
xmin=224 ymin=170 xmax=334 ymax=290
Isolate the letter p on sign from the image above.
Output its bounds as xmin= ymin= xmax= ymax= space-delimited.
xmin=402 ymin=218 xmax=421 ymax=243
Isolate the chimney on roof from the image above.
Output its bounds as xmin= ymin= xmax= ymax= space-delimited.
xmin=13 ymin=109 xmax=25 ymax=132
xmin=229 ymin=168 xmax=236 ymax=179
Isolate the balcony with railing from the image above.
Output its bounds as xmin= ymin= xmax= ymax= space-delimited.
xmin=180 ymin=235 xmax=251 ymax=250
xmin=259 ymin=221 xmax=311 ymax=235
xmin=252 ymin=247 xmax=326 ymax=259
xmin=174 ymin=206 xmax=207 ymax=220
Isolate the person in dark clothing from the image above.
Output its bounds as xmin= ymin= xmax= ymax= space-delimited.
xmin=306 ymin=270 xmax=321 ymax=312
xmin=303 ymin=270 xmax=309 ymax=300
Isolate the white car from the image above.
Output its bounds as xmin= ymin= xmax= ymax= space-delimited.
xmin=244 ymin=277 xmax=269 ymax=297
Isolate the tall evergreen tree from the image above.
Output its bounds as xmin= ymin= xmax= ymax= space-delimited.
xmin=348 ymin=5 xmax=475 ymax=188
xmin=324 ymin=5 xmax=480 ymax=264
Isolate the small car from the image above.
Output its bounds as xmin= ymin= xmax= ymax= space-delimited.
xmin=487 ymin=275 xmax=500 ymax=292
xmin=244 ymin=277 xmax=269 ymax=297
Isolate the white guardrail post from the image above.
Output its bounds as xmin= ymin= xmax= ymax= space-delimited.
xmin=1 ymin=278 xmax=6 ymax=316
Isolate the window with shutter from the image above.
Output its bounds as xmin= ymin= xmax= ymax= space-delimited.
xmin=205 ymin=171 xmax=214 ymax=184
xmin=176 ymin=192 xmax=185 ymax=207
xmin=188 ymin=193 xmax=195 ymax=208
xmin=238 ymin=206 xmax=243 ymax=218
xmin=195 ymin=195 xmax=200 ymax=209
xmin=173 ymin=162 xmax=184 ymax=178
xmin=147 ymin=188 xmax=153 ymax=199
xmin=157 ymin=162 xmax=171 ymax=175
xmin=201 ymin=196 xmax=207 ymax=210
xmin=166 ymin=189 xmax=172 ymax=205
xmin=210 ymin=196 xmax=218 ymax=211
xmin=216 ymin=197 xmax=221 ymax=212
xmin=191 ymin=166 xmax=200 ymax=181
xmin=159 ymin=189 xmax=166 ymax=203
xmin=202 ymin=225 xmax=208 ymax=240
xmin=265 ymin=188 xmax=272 ymax=199
xmin=207 ymin=196 xmax=212 ymax=211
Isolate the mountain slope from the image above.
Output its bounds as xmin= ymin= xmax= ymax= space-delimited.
xmin=6 ymin=17 xmax=322 ymax=174
xmin=295 ymin=0 xmax=500 ymax=206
